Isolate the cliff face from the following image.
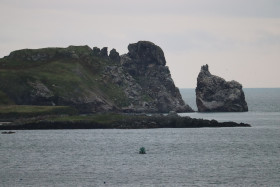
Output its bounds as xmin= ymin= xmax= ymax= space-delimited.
xmin=120 ymin=41 xmax=193 ymax=112
xmin=196 ymin=64 xmax=248 ymax=112
xmin=0 ymin=41 xmax=193 ymax=113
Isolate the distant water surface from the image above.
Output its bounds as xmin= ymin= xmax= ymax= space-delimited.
xmin=0 ymin=88 xmax=280 ymax=186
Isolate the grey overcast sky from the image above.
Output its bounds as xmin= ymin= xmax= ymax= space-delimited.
xmin=0 ymin=0 xmax=279 ymax=88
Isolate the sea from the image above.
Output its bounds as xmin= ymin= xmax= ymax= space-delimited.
xmin=0 ymin=88 xmax=280 ymax=186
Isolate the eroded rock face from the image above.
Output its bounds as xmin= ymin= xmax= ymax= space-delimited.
xmin=120 ymin=41 xmax=193 ymax=113
xmin=196 ymin=64 xmax=248 ymax=112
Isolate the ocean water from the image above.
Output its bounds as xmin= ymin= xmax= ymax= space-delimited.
xmin=1 ymin=88 xmax=280 ymax=186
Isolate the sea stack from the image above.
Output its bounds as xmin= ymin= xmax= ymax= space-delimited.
xmin=196 ymin=64 xmax=248 ymax=112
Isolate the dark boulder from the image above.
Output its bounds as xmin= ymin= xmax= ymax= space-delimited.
xmin=196 ymin=64 xmax=248 ymax=112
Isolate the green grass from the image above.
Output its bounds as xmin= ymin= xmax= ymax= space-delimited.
xmin=0 ymin=45 xmax=131 ymax=111
xmin=0 ymin=59 xmax=100 ymax=102
xmin=98 ymin=82 xmax=130 ymax=107
xmin=0 ymin=105 xmax=77 ymax=120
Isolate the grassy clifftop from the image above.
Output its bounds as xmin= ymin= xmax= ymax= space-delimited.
xmin=0 ymin=45 xmax=130 ymax=112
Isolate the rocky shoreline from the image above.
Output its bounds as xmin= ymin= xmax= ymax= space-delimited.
xmin=0 ymin=113 xmax=251 ymax=130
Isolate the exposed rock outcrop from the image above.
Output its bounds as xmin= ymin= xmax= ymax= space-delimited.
xmin=92 ymin=47 xmax=101 ymax=56
xmin=0 ymin=41 xmax=193 ymax=113
xmin=109 ymin=48 xmax=120 ymax=62
xmin=100 ymin=47 xmax=108 ymax=57
xmin=196 ymin=64 xmax=248 ymax=112
xmin=120 ymin=41 xmax=193 ymax=113
xmin=127 ymin=41 xmax=166 ymax=66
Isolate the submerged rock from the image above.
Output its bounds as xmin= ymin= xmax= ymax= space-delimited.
xmin=196 ymin=64 xmax=248 ymax=112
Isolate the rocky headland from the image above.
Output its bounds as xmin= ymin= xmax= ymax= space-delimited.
xmin=0 ymin=41 xmax=193 ymax=113
xmin=196 ymin=64 xmax=248 ymax=112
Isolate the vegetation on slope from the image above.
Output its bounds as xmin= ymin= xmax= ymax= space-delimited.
xmin=0 ymin=45 xmax=129 ymax=111
xmin=0 ymin=105 xmax=77 ymax=121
